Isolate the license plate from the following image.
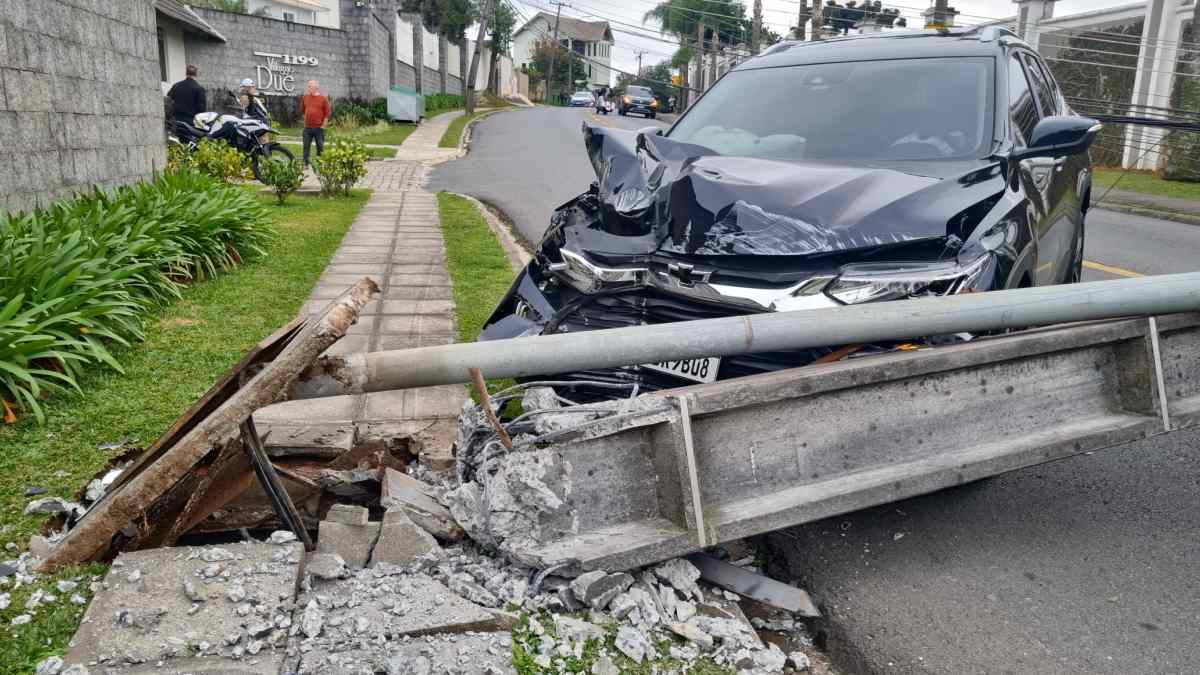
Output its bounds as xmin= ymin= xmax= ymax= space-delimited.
xmin=643 ymin=357 xmax=720 ymax=384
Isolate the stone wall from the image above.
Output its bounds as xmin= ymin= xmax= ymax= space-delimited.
xmin=186 ymin=8 xmax=352 ymax=100
xmin=1 ymin=0 xmax=164 ymax=214
xmin=396 ymin=62 xmax=417 ymax=90
xmin=447 ymin=75 xmax=463 ymax=96
xmin=368 ymin=14 xmax=392 ymax=99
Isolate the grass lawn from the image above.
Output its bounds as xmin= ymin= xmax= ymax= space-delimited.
xmin=1093 ymin=168 xmax=1200 ymax=201
xmin=439 ymin=111 xmax=482 ymax=149
xmin=437 ymin=192 xmax=515 ymax=342
xmin=274 ymin=123 xmax=417 ymax=146
xmin=0 ymin=189 xmax=369 ymax=673
xmin=281 ymin=142 xmax=397 ymax=160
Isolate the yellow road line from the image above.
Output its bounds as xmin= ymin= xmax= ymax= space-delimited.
xmin=1083 ymin=260 xmax=1144 ymax=278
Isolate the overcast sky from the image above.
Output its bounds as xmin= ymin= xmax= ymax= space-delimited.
xmin=509 ymin=0 xmax=1138 ymax=82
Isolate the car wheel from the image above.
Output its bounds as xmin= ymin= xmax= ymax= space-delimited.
xmin=649 ymin=112 xmax=656 ymax=120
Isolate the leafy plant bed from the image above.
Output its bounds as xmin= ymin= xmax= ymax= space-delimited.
xmin=0 ymin=189 xmax=368 ymax=672
xmin=0 ymin=172 xmax=273 ymax=422
xmin=281 ymin=143 xmax=397 ymax=160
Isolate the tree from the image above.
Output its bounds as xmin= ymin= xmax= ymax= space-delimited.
xmin=528 ymin=38 xmax=586 ymax=102
xmin=643 ymin=0 xmax=749 ymax=104
xmin=192 ymin=0 xmax=247 ymax=11
xmin=485 ymin=0 xmax=517 ymax=94
xmin=400 ymin=0 xmax=477 ymax=40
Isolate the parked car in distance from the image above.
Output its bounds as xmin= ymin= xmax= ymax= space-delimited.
xmin=483 ymin=27 xmax=1100 ymax=400
xmin=619 ymin=86 xmax=658 ymax=118
xmin=569 ymin=91 xmax=594 ymax=107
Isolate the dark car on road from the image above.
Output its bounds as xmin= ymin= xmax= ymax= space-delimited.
xmin=482 ymin=27 xmax=1100 ymax=399
xmin=619 ymin=85 xmax=659 ymax=118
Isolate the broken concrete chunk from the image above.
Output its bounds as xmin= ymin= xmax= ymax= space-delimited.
xmin=614 ymin=625 xmax=654 ymax=663
xmin=668 ymin=621 xmax=714 ymax=650
xmin=66 ymin=541 xmax=302 ymax=670
xmin=591 ymin=655 xmax=619 ymax=675
xmin=381 ymin=468 xmax=465 ymax=541
xmin=268 ymin=530 xmax=298 ymax=545
xmin=789 ymin=650 xmax=812 ymax=672
xmin=369 ymin=508 xmax=442 ymax=568
xmin=324 ymin=503 xmax=369 ymax=527
xmin=24 ymin=496 xmax=80 ymax=516
xmin=755 ymin=643 xmax=788 ymax=672
xmin=570 ymin=571 xmax=634 ymax=610
xmin=306 ymin=552 xmax=349 ymax=580
xmin=553 ymin=615 xmax=605 ymax=645
xmin=301 ymin=599 xmax=324 ymax=638
xmin=34 ymin=655 xmax=63 ymax=675
xmin=448 ymin=575 xmax=499 ymax=607
xmin=316 ymin=520 xmax=380 ymax=570
xmin=654 ymin=558 xmax=702 ymax=600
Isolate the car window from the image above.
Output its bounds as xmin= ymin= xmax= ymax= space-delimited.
xmin=1007 ymin=54 xmax=1038 ymax=147
xmin=668 ymin=57 xmax=994 ymax=162
xmin=627 ymin=86 xmax=652 ymax=97
xmin=1021 ymin=53 xmax=1057 ymax=118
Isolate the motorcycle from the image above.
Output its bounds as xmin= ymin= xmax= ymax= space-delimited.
xmin=166 ymin=91 xmax=294 ymax=184
xmin=594 ymin=99 xmax=614 ymax=115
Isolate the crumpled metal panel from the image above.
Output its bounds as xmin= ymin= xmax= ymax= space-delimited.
xmin=579 ymin=123 xmax=987 ymax=257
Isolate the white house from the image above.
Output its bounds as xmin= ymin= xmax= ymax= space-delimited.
xmin=512 ymin=12 xmax=614 ymax=90
xmin=245 ymin=0 xmax=339 ymax=29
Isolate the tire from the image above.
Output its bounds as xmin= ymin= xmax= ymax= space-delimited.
xmin=251 ymin=143 xmax=295 ymax=184
xmin=649 ymin=112 xmax=656 ymax=120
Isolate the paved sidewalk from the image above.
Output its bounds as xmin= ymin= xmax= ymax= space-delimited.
xmin=395 ymin=110 xmax=467 ymax=163
xmin=255 ymin=160 xmax=465 ymax=464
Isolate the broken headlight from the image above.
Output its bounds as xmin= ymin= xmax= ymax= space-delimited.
xmin=548 ymin=249 xmax=648 ymax=293
xmin=826 ymin=254 xmax=991 ymax=305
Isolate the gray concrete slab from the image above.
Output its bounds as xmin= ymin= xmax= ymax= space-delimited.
xmin=65 ymin=541 xmax=304 ymax=672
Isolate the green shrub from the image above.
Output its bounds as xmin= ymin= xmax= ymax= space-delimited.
xmin=193 ymin=138 xmax=248 ymax=183
xmin=425 ymin=93 xmax=465 ymax=114
xmin=369 ymin=97 xmax=388 ymax=121
xmin=166 ymin=143 xmax=193 ymax=175
xmin=259 ymin=158 xmax=305 ymax=204
xmin=313 ymin=140 xmax=368 ymax=197
xmin=0 ymin=171 xmax=271 ymax=421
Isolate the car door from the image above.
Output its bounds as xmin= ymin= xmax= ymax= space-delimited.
xmin=1005 ymin=50 xmax=1054 ymax=285
xmin=1019 ymin=50 xmax=1076 ymax=285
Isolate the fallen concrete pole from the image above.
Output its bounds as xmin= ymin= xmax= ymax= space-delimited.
xmin=446 ymin=313 xmax=1200 ymax=572
xmin=290 ymin=272 xmax=1200 ymax=398
xmin=40 ymin=279 xmax=379 ymax=571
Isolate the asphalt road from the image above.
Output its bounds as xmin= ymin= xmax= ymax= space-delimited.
xmin=427 ymin=105 xmax=669 ymax=246
xmin=430 ymin=107 xmax=1200 ymax=674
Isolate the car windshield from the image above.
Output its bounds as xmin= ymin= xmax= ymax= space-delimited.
xmin=627 ymin=86 xmax=653 ymax=97
xmin=669 ymin=57 xmax=995 ymax=162
xmin=573 ymin=92 xmax=591 ymax=97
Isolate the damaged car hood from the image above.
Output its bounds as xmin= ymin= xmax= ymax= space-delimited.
xmin=571 ymin=123 xmax=998 ymax=258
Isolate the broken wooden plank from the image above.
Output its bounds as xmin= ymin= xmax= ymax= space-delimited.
xmin=40 ymin=279 xmax=379 ymax=570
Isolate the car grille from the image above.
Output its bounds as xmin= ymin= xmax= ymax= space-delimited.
xmin=536 ymin=288 xmax=840 ymax=400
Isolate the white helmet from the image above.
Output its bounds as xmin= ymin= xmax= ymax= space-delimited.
xmin=240 ymin=78 xmax=255 ymax=87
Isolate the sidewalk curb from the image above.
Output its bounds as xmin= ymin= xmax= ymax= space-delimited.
xmin=1094 ymin=200 xmax=1200 ymax=226
xmin=451 ymin=192 xmax=532 ymax=272
xmin=459 ymin=107 xmax=518 ymax=151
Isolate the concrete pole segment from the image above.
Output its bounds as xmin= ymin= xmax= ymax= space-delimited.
xmin=292 ymin=272 xmax=1200 ymax=398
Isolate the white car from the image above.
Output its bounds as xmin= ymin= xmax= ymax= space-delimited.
xmin=569 ymin=91 xmax=594 ymax=107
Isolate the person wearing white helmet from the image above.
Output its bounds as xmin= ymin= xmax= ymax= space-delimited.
xmin=238 ymin=78 xmax=269 ymax=123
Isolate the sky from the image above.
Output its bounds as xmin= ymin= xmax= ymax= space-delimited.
xmin=507 ymin=0 xmax=1139 ymax=82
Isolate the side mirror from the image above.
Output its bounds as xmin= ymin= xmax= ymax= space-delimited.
xmin=1015 ymin=115 xmax=1101 ymax=160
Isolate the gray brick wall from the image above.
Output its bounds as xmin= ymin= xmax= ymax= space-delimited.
xmin=447 ymin=75 xmax=463 ymax=96
xmin=1 ymin=0 xmax=164 ymax=214
xmin=369 ymin=14 xmax=390 ymax=98
xmin=396 ymin=62 xmax=417 ymax=90
xmin=422 ymin=68 xmax=442 ymax=94
xmin=187 ymin=8 xmax=353 ymax=102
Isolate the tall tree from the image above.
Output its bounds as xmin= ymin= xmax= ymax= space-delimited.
xmin=400 ymin=0 xmax=477 ymax=40
xmin=486 ymin=0 xmax=517 ymax=94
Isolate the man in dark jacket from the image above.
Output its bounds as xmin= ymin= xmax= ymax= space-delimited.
xmin=167 ymin=64 xmax=206 ymax=125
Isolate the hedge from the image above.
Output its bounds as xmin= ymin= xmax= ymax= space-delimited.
xmin=0 ymin=171 xmax=272 ymax=422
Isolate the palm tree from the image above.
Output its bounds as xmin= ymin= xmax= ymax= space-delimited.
xmin=644 ymin=0 xmax=748 ymax=104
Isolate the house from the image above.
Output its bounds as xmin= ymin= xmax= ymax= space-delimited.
xmin=512 ymin=12 xmax=614 ymax=90
xmin=245 ymin=0 xmax=339 ymax=29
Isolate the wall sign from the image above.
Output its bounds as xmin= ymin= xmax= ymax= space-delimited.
xmin=253 ymin=51 xmax=319 ymax=94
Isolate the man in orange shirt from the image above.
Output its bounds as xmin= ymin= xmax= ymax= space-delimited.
xmin=299 ymin=80 xmax=332 ymax=168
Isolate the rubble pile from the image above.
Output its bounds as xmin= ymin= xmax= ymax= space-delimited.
xmin=14 ymin=373 xmax=825 ymax=673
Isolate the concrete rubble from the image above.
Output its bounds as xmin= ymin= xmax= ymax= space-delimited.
xmin=27 ymin=383 xmax=824 ymax=674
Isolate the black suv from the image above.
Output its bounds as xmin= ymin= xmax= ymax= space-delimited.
xmin=483 ymin=28 xmax=1099 ymax=398
xmin=619 ymin=85 xmax=659 ymax=118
